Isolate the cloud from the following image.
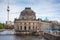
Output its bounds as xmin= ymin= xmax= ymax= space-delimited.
xmin=0 ymin=0 xmax=60 ymax=23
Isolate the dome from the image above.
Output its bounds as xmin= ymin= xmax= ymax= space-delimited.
xmin=19 ymin=7 xmax=36 ymax=20
xmin=20 ymin=7 xmax=35 ymax=16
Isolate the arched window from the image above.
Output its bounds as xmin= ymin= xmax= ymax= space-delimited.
xmin=29 ymin=26 xmax=30 ymax=30
xmin=24 ymin=23 xmax=26 ymax=25
xmin=33 ymin=26 xmax=34 ymax=30
xmin=24 ymin=26 xmax=26 ymax=30
xmin=36 ymin=26 xmax=37 ymax=30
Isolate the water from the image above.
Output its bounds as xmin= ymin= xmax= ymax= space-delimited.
xmin=0 ymin=29 xmax=14 ymax=34
xmin=0 ymin=35 xmax=46 ymax=40
xmin=0 ymin=30 xmax=46 ymax=40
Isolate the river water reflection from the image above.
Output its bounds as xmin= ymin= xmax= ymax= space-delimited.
xmin=0 ymin=35 xmax=46 ymax=40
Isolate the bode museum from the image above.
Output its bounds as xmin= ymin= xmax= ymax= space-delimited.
xmin=14 ymin=7 xmax=60 ymax=33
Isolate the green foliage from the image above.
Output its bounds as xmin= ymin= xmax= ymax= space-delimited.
xmin=0 ymin=24 xmax=4 ymax=29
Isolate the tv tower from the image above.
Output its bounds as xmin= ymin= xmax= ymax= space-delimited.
xmin=6 ymin=0 xmax=10 ymax=25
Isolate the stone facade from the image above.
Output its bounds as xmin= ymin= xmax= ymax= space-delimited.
xmin=14 ymin=7 xmax=60 ymax=32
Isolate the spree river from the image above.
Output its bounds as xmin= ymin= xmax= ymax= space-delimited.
xmin=0 ymin=35 xmax=46 ymax=40
xmin=0 ymin=30 xmax=46 ymax=40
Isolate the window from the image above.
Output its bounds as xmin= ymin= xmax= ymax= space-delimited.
xmin=29 ymin=26 xmax=30 ymax=30
xmin=24 ymin=23 xmax=26 ymax=25
xmin=33 ymin=26 xmax=34 ymax=29
xmin=24 ymin=26 xmax=26 ymax=30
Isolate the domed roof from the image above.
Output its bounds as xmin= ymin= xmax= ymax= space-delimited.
xmin=20 ymin=7 xmax=35 ymax=16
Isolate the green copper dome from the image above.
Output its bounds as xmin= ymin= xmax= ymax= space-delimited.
xmin=44 ymin=17 xmax=49 ymax=21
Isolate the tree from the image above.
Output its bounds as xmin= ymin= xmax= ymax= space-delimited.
xmin=0 ymin=24 xmax=4 ymax=29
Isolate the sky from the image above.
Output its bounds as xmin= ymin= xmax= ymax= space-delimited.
xmin=0 ymin=0 xmax=60 ymax=23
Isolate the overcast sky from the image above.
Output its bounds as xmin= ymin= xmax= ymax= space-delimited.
xmin=0 ymin=0 xmax=60 ymax=23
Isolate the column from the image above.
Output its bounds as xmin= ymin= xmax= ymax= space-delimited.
xmin=14 ymin=23 xmax=17 ymax=30
xmin=26 ymin=26 xmax=29 ymax=30
xmin=34 ymin=23 xmax=36 ymax=30
xmin=19 ymin=26 xmax=21 ymax=30
xmin=22 ymin=26 xmax=24 ymax=30
xmin=26 ymin=23 xmax=29 ymax=30
xmin=22 ymin=23 xmax=24 ymax=30
xmin=18 ymin=23 xmax=20 ymax=30
xmin=30 ymin=26 xmax=33 ymax=30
